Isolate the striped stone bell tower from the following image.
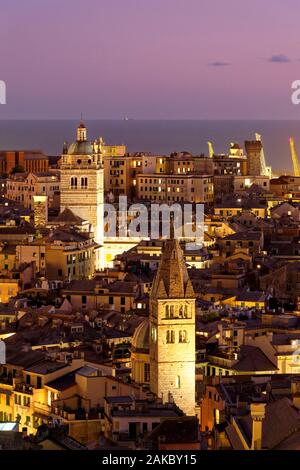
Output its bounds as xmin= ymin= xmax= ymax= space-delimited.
xmin=60 ymin=122 xmax=104 ymax=267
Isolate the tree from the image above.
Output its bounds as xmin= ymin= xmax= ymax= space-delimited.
xmin=11 ymin=165 xmax=25 ymax=174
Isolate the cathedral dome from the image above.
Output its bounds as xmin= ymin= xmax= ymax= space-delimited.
xmin=67 ymin=141 xmax=93 ymax=155
xmin=132 ymin=318 xmax=149 ymax=352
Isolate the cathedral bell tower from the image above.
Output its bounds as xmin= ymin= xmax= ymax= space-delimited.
xmin=60 ymin=122 xmax=104 ymax=267
xmin=149 ymin=232 xmax=196 ymax=416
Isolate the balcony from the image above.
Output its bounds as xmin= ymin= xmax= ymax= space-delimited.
xmin=14 ymin=382 xmax=34 ymax=394
xmin=33 ymin=402 xmax=51 ymax=416
xmin=51 ymin=405 xmax=103 ymax=422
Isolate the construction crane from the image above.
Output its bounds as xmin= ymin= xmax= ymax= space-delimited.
xmin=289 ymin=137 xmax=300 ymax=176
xmin=207 ymin=141 xmax=214 ymax=158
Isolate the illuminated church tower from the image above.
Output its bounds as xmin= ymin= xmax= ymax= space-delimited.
xmin=149 ymin=231 xmax=196 ymax=416
xmin=60 ymin=122 xmax=104 ymax=265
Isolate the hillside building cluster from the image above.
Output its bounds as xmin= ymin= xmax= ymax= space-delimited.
xmin=1 ymin=123 xmax=300 ymax=450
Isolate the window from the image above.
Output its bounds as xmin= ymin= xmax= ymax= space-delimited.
xmin=37 ymin=376 xmax=42 ymax=389
xmin=144 ymin=363 xmax=150 ymax=382
xmin=15 ymin=395 xmax=21 ymax=405
xmin=6 ymin=395 xmax=9 ymax=406
xmin=143 ymin=422 xmax=148 ymax=433
xmin=169 ymin=305 xmax=174 ymax=318
xmin=26 ymin=375 xmax=31 ymax=385
xmin=175 ymin=375 xmax=181 ymax=388
xmin=179 ymin=330 xmax=188 ymax=343
xmin=71 ymin=177 xmax=78 ymax=188
xmin=81 ymin=177 xmax=88 ymax=188
xmin=82 ymin=295 xmax=87 ymax=305
xmin=23 ymin=396 xmax=30 ymax=407
xmin=166 ymin=330 xmax=175 ymax=343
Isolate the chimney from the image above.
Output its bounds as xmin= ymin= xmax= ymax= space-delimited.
xmin=250 ymin=403 xmax=266 ymax=450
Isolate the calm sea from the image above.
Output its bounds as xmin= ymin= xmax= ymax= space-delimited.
xmin=0 ymin=119 xmax=300 ymax=173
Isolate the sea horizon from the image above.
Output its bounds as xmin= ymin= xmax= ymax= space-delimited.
xmin=0 ymin=119 xmax=300 ymax=172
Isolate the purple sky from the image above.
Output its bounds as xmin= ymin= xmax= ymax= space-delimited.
xmin=1 ymin=0 xmax=300 ymax=119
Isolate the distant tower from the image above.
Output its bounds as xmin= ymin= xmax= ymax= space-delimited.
xmin=60 ymin=122 xmax=104 ymax=266
xmin=149 ymin=233 xmax=196 ymax=416
xmin=33 ymin=195 xmax=48 ymax=227
xmin=245 ymin=133 xmax=268 ymax=176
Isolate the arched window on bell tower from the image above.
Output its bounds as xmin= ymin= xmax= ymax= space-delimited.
xmin=175 ymin=375 xmax=181 ymax=388
xmin=71 ymin=177 xmax=77 ymax=189
xmin=166 ymin=330 xmax=175 ymax=343
xmin=81 ymin=177 xmax=88 ymax=188
xmin=170 ymin=305 xmax=174 ymax=318
xmin=184 ymin=305 xmax=188 ymax=318
xmin=179 ymin=330 xmax=188 ymax=343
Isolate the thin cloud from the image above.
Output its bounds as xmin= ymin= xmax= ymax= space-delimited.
xmin=208 ymin=61 xmax=231 ymax=67
xmin=267 ymin=54 xmax=290 ymax=63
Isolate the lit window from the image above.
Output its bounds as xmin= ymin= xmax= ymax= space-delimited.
xmin=179 ymin=330 xmax=188 ymax=343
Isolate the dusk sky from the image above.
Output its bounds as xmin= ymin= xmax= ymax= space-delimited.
xmin=1 ymin=0 xmax=300 ymax=119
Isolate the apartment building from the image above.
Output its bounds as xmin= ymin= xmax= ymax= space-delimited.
xmin=136 ymin=173 xmax=214 ymax=204
xmin=0 ymin=150 xmax=49 ymax=175
xmin=6 ymin=172 xmax=60 ymax=209
xmin=16 ymin=228 xmax=98 ymax=280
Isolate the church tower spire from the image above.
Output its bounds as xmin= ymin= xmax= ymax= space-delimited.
xmin=77 ymin=119 xmax=87 ymax=142
xmin=149 ymin=236 xmax=196 ymax=416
